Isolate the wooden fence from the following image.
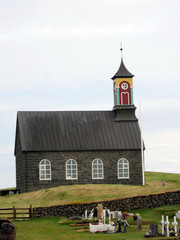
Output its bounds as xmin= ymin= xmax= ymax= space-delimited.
xmin=0 ymin=205 xmax=32 ymax=220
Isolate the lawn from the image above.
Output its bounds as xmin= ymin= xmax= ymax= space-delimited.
xmin=14 ymin=204 xmax=180 ymax=240
xmin=0 ymin=172 xmax=180 ymax=208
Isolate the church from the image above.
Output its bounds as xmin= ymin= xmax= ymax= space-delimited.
xmin=14 ymin=50 xmax=145 ymax=193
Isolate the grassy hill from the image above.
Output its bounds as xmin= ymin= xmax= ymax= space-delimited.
xmin=0 ymin=171 xmax=180 ymax=208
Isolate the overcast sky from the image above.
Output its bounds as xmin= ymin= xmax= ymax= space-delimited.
xmin=0 ymin=0 xmax=180 ymax=189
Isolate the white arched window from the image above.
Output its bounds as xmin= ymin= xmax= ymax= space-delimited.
xmin=66 ymin=159 xmax=78 ymax=180
xmin=92 ymin=159 xmax=104 ymax=179
xmin=118 ymin=158 xmax=129 ymax=179
xmin=39 ymin=159 xmax=51 ymax=180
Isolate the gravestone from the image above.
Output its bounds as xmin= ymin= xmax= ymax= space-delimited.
xmin=176 ymin=211 xmax=180 ymax=219
xmin=103 ymin=209 xmax=106 ymax=224
xmin=165 ymin=216 xmax=170 ymax=237
xmin=114 ymin=211 xmax=118 ymax=219
xmin=108 ymin=212 xmax=112 ymax=225
xmin=97 ymin=204 xmax=103 ymax=223
xmin=172 ymin=216 xmax=178 ymax=236
xmin=122 ymin=220 xmax=128 ymax=233
xmin=150 ymin=224 xmax=158 ymax=236
xmin=88 ymin=209 xmax=94 ymax=220
xmin=117 ymin=219 xmax=121 ymax=232
xmin=161 ymin=215 xmax=165 ymax=235
xmin=84 ymin=210 xmax=88 ymax=219
xmin=137 ymin=216 xmax=142 ymax=230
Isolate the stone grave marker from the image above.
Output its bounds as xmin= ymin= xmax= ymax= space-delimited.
xmin=88 ymin=209 xmax=94 ymax=220
xmin=161 ymin=215 xmax=165 ymax=235
xmin=137 ymin=216 xmax=142 ymax=230
xmin=117 ymin=219 xmax=121 ymax=232
xmin=122 ymin=220 xmax=129 ymax=233
xmin=165 ymin=216 xmax=170 ymax=237
xmin=150 ymin=224 xmax=158 ymax=236
xmin=176 ymin=211 xmax=180 ymax=219
xmin=97 ymin=204 xmax=103 ymax=223
xmin=85 ymin=210 xmax=88 ymax=219
xmin=172 ymin=216 xmax=178 ymax=236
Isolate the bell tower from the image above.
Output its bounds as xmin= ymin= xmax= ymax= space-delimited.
xmin=112 ymin=47 xmax=137 ymax=122
xmin=112 ymin=47 xmax=134 ymax=107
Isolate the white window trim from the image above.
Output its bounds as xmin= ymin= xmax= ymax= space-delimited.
xmin=117 ymin=158 xmax=129 ymax=179
xmin=92 ymin=158 xmax=104 ymax=179
xmin=39 ymin=159 xmax=51 ymax=181
xmin=66 ymin=159 xmax=78 ymax=180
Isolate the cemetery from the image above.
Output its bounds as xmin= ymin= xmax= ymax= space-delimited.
xmin=5 ymin=203 xmax=179 ymax=240
xmin=66 ymin=203 xmax=180 ymax=238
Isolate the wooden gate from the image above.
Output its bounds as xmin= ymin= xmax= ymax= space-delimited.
xmin=0 ymin=205 xmax=32 ymax=219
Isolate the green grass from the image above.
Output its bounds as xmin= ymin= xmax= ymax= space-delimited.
xmin=0 ymin=172 xmax=180 ymax=209
xmin=0 ymin=172 xmax=179 ymax=239
xmin=13 ymin=204 xmax=180 ymax=240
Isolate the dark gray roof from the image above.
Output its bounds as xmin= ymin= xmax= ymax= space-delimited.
xmin=15 ymin=111 xmax=141 ymax=152
xmin=112 ymin=58 xmax=134 ymax=79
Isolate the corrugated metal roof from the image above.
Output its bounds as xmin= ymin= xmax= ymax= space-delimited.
xmin=16 ymin=110 xmax=141 ymax=152
xmin=112 ymin=59 xmax=134 ymax=79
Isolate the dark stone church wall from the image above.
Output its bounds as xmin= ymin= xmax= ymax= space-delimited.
xmin=15 ymin=128 xmax=27 ymax=193
xmin=22 ymin=149 xmax=142 ymax=193
xmin=33 ymin=190 xmax=180 ymax=218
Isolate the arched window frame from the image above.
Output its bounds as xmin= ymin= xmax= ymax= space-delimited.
xmin=117 ymin=158 xmax=129 ymax=179
xmin=66 ymin=159 xmax=78 ymax=180
xmin=92 ymin=158 xmax=104 ymax=179
xmin=39 ymin=159 xmax=51 ymax=180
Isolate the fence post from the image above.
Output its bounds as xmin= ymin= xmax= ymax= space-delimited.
xmin=29 ymin=205 xmax=32 ymax=218
xmin=13 ymin=205 xmax=16 ymax=220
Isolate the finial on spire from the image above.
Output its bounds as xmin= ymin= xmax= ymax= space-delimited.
xmin=111 ymin=43 xmax=134 ymax=79
xmin=120 ymin=42 xmax=123 ymax=59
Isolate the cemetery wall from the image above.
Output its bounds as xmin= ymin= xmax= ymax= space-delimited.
xmin=33 ymin=190 xmax=180 ymax=218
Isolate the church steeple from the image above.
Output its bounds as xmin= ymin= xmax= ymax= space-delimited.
xmin=112 ymin=58 xmax=134 ymax=79
xmin=112 ymin=48 xmax=137 ymax=122
xmin=112 ymin=48 xmax=134 ymax=107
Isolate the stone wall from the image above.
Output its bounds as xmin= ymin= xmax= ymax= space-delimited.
xmin=15 ymin=126 xmax=28 ymax=193
xmin=16 ymin=146 xmax=142 ymax=192
xmin=33 ymin=190 xmax=180 ymax=218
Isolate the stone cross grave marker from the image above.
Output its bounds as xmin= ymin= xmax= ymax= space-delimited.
xmin=165 ymin=216 xmax=170 ymax=237
xmin=161 ymin=215 xmax=165 ymax=235
xmin=88 ymin=209 xmax=94 ymax=220
xmin=172 ymin=216 xmax=178 ymax=236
